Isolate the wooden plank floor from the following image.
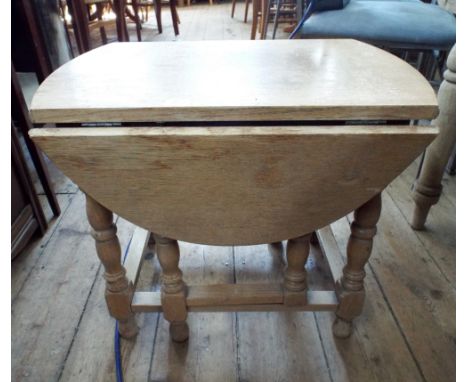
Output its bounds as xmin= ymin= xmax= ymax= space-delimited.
xmin=12 ymin=3 xmax=455 ymax=381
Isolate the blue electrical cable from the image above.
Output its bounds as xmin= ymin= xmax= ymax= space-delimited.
xmin=114 ymin=236 xmax=133 ymax=382
xmin=114 ymin=320 xmax=124 ymax=382
xmin=289 ymin=0 xmax=316 ymax=39
xmin=289 ymin=0 xmax=350 ymax=39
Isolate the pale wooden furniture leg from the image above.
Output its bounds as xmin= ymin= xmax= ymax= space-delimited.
xmin=85 ymin=194 xmax=138 ymax=339
xmin=412 ymin=45 xmax=456 ymax=230
xmin=284 ymin=234 xmax=311 ymax=305
xmin=333 ymin=193 xmax=381 ymax=338
xmin=154 ymin=234 xmax=189 ymax=342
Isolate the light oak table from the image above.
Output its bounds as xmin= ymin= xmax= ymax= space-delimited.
xmin=30 ymin=40 xmax=438 ymax=342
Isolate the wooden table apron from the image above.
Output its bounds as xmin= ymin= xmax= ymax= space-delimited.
xmin=29 ymin=40 xmax=438 ymax=342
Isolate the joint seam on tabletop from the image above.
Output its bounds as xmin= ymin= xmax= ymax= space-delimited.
xmin=12 ymin=193 xmax=76 ymax=304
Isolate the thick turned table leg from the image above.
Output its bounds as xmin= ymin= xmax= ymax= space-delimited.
xmin=85 ymin=194 xmax=138 ymax=339
xmin=284 ymin=234 xmax=311 ymax=305
xmin=412 ymin=45 xmax=456 ymax=230
xmin=333 ymin=193 xmax=382 ymax=338
xmin=153 ymin=235 xmax=189 ymax=342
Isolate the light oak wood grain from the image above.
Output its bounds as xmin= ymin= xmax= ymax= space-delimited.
xmin=387 ymin=159 xmax=455 ymax=286
xmin=366 ymin=192 xmax=455 ymax=382
xmin=123 ymin=226 xmax=150 ymax=287
xmin=86 ymin=194 xmax=139 ymax=338
xmin=30 ymin=40 xmax=438 ymax=123
xmin=59 ymin=218 xmax=160 ymax=382
xmin=326 ymin=217 xmax=426 ymax=382
xmin=233 ymin=244 xmax=333 ymax=381
xmin=11 ymin=194 xmax=135 ymax=381
xmin=30 ymin=125 xmax=437 ymax=245
xmin=412 ymin=45 xmax=456 ymax=229
xmin=131 ymin=288 xmax=338 ymax=311
xmin=150 ymin=242 xmax=238 ymax=382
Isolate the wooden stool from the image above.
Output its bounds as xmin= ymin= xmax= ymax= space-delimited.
xmin=29 ymin=40 xmax=438 ymax=343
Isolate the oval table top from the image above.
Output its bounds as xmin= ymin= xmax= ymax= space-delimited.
xmin=30 ymin=39 xmax=438 ymax=124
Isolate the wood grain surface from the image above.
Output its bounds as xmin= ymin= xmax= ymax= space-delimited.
xmin=30 ymin=125 xmax=437 ymax=245
xmin=30 ymin=40 xmax=438 ymax=123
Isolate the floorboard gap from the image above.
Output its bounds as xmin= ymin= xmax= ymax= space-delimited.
xmin=147 ymin=313 xmax=161 ymax=382
xmin=313 ymin=312 xmax=334 ymax=382
xmin=368 ymin=263 xmax=428 ymax=382
xmin=12 ymin=193 xmax=76 ymax=303
xmin=384 ymin=191 xmax=454 ymax=289
xmin=57 ymin=264 xmax=104 ymax=382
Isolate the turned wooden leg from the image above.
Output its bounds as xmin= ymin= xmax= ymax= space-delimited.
xmin=86 ymin=194 xmax=138 ymax=339
xmin=284 ymin=234 xmax=311 ymax=305
xmin=333 ymin=193 xmax=382 ymax=338
xmin=154 ymin=235 xmax=189 ymax=342
xmin=412 ymin=45 xmax=456 ymax=230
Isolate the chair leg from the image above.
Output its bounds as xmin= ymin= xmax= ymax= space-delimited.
xmin=259 ymin=0 xmax=267 ymax=34
xmin=154 ymin=235 xmax=189 ymax=342
xmin=86 ymin=195 xmax=138 ymax=339
xmin=97 ymin=3 xmax=108 ymax=44
xmin=261 ymin=0 xmax=272 ymax=39
xmin=231 ymin=0 xmax=237 ymax=18
xmin=153 ymin=0 xmax=162 ymax=33
xmin=250 ymin=0 xmax=259 ymax=39
xmin=272 ymin=0 xmax=282 ymax=39
xmin=333 ymin=193 xmax=381 ymax=338
xmin=169 ymin=0 xmax=180 ymax=35
xmin=131 ymin=0 xmax=142 ymax=41
xmin=284 ymin=234 xmax=311 ymax=305
xmin=412 ymin=45 xmax=456 ymax=229
xmin=114 ymin=0 xmax=129 ymax=41
xmin=244 ymin=0 xmax=250 ymax=22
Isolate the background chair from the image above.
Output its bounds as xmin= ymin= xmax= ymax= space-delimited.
xmin=411 ymin=44 xmax=455 ymax=229
xmin=297 ymin=0 xmax=455 ymax=79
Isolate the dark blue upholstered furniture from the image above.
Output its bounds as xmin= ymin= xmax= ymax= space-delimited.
xmin=299 ymin=0 xmax=455 ymax=51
